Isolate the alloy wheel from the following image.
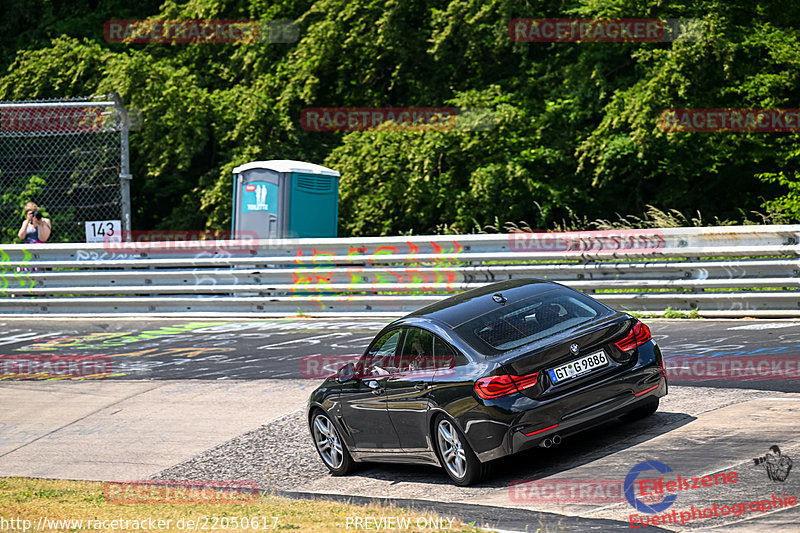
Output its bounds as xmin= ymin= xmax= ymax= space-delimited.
xmin=312 ymin=414 xmax=344 ymax=469
xmin=436 ymin=418 xmax=467 ymax=479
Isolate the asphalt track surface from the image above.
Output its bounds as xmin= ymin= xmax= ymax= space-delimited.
xmin=1 ymin=318 xmax=799 ymax=532
xmin=0 ymin=318 xmax=797 ymax=390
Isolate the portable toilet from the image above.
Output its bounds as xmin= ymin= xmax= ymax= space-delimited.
xmin=231 ymin=160 xmax=340 ymax=239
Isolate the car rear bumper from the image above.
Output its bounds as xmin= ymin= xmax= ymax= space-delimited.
xmin=506 ymin=377 xmax=666 ymax=458
xmin=468 ymin=341 xmax=667 ymax=462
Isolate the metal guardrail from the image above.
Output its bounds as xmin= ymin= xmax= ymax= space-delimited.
xmin=1 ymin=225 xmax=799 ymax=316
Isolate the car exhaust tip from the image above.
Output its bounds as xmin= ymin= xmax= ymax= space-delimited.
xmin=552 ymin=435 xmax=562 ymax=446
xmin=540 ymin=438 xmax=553 ymax=448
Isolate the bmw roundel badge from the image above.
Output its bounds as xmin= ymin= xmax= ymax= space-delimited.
xmin=570 ymin=343 xmax=579 ymax=355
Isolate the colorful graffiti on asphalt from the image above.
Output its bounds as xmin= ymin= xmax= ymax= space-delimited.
xmin=0 ymin=320 xmax=388 ymax=380
xmin=22 ymin=322 xmax=227 ymax=351
xmin=0 ymin=323 xmax=235 ymax=380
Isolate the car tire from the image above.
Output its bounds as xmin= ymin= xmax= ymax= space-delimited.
xmin=620 ymin=397 xmax=659 ymax=422
xmin=310 ymin=410 xmax=356 ymax=476
xmin=433 ymin=414 xmax=487 ymax=486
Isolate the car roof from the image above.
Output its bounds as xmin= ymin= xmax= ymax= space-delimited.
xmin=405 ymin=279 xmax=557 ymax=328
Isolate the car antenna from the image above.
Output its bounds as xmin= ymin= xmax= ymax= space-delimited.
xmin=492 ymin=293 xmax=507 ymax=305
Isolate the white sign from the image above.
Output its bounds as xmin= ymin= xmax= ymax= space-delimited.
xmin=85 ymin=220 xmax=122 ymax=243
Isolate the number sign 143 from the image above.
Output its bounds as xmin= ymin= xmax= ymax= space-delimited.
xmin=85 ymin=220 xmax=122 ymax=243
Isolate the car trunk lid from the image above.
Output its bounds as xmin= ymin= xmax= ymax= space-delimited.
xmin=498 ymin=314 xmax=633 ymax=394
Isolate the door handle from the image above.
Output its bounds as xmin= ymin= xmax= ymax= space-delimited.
xmin=414 ymin=382 xmax=428 ymax=391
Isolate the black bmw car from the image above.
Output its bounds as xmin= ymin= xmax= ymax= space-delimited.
xmin=307 ymin=279 xmax=667 ymax=485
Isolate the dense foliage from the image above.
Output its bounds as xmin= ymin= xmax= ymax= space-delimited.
xmin=2 ymin=0 xmax=799 ymax=235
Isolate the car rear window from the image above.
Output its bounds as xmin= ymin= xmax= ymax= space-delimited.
xmin=453 ymin=287 xmax=610 ymax=353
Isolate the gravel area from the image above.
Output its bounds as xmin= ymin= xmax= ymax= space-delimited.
xmin=151 ymin=386 xmax=782 ymax=501
xmin=151 ymin=408 xmax=327 ymax=490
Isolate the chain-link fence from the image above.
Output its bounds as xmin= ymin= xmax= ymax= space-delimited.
xmin=0 ymin=94 xmax=131 ymax=243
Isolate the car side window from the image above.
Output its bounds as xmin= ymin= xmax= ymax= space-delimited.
xmin=397 ymin=327 xmax=434 ymax=373
xmin=362 ymin=329 xmax=403 ymax=377
xmin=433 ymin=336 xmax=468 ymax=371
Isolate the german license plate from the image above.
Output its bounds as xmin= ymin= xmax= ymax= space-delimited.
xmin=548 ymin=351 xmax=608 ymax=384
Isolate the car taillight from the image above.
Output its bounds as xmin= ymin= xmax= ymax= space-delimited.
xmin=614 ymin=321 xmax=652 ymax=352
xmin=474 ymin=372 xmax=539 ymax=399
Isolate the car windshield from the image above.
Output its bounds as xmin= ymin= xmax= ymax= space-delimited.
xmin=453 ymin=287 xmax=610 ymax=354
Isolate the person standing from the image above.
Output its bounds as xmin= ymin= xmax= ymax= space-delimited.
xmin=17 ymin=202 xmax=51 ymax=243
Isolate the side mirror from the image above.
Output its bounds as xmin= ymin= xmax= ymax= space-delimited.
xmin=337 ymin=362 xmax=356 ymax=383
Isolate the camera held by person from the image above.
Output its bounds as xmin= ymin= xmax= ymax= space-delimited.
xmin=17 ymin=201 xmax=52 ymax=244
xmin=753 ymin=445 xmax=793 ymax=482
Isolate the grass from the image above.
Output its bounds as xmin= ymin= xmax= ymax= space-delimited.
xmin=0 ymin=477 xmax=482 ymax=532
xmin=628 ymin=307 xmax=703 ymax=319
xmin=457 ymin=204 xmax=794 ymax=234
